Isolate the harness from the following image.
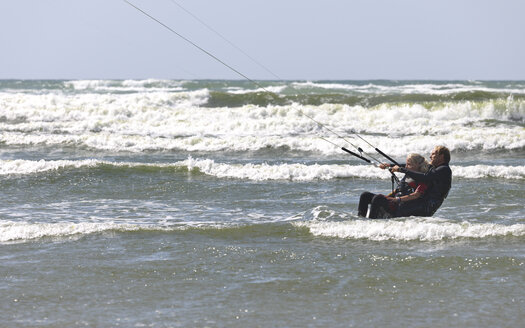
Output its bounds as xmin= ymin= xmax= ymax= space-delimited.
xmin=396 ymin=176 xmax=415 ymax=196
xmin=387 ymin=174 xmax=415 ymax=197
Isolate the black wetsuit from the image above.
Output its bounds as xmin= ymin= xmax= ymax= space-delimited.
xmin=396 ymin=163 xmax=452 ymax=217
xmin=358 ymin=192 xmax=391 ymax=219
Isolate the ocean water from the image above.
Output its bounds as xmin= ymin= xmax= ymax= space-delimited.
xmin=1 ymin=79 xmax=524 ymax=327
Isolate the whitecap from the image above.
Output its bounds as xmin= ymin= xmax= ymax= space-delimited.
xmin=296 ymin=217 xmax=525 ymax=241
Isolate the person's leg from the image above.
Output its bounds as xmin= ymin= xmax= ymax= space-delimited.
xmin=395 ymin=198 xmax=428 ymax=217
xmin=358 ymin=192 xmax=375 ymax=217
xmin=369 ymin=194 xmax=390 ymax=219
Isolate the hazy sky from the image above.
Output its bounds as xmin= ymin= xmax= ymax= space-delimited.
xmin=1 ymin=0 xmax=524 ymax=80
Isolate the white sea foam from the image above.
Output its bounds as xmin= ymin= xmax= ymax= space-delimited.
xmin=0 ymin=220 xmax=255 ymax=242
xmin=224 ymin=84 xmax=286 ymax=94
xmin=52 ymin=79 xmax=525 ymax=96
xmin=64 ymin=79 xmax=187 ymax=92
xmin=1 ymin=92 xmax=524 ymax=154
xmin=184 ymin=158 xmax=525 ymax=181
xmin=64 ymin=80 xmax=115 ymax=90
xmin=0 ymin=159 xmax=101 ymax=175
xmin=297 ymin=217 xmax=525 ymax=241
xmin=2 ymin=218 xmax=523 ymax=243
xmin=1 ymin=82 xmax=523 ymax=156
xmin=0 ymin=159 xmax=175 ymax=176
xmin=226 ymin=85 xmax=287 ymax=94
xmin=2 ymin=158 xmax=524 ymax=180
xmin=185 ymin=158 xmax=388 ymax=181
xmin=452 ymin=165 xmax=525 ymax=179
xmin=0 ymin=221 xmax=148 ymax=242
xmin=293 ymin=81 xmax=525 ymax=95
xmin=1 ymin=129 xmax=523 ymax=156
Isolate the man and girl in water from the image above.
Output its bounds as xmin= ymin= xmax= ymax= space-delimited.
xmin=358 ymin=146 xmax=452 ymax=219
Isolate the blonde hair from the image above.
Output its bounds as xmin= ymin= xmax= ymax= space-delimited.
xmin=407 ymin=153 xmax=430 ymax=173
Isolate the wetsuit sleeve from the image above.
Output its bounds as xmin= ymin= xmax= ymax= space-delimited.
xmin=402 ymin=165 xmax=450 ymax=184
xmin=390 ymin=163 xmax=406 ymax=168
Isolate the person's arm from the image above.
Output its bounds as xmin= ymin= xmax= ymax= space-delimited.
xmin=396 ymin=165 xmax=448 ymax=184
xmin=380 ymin=163 xmax=406 ymax=170
xmin=399 ymin=183 xmax=428 ymax=202
xmin=399 ymin=188 xmax=424 ymax=202
xmin=388 ymin=184 xmax=427 ymax=203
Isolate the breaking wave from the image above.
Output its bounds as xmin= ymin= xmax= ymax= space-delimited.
xmin=296 ymin=207 xmax=525 ymax=241
xmin=1 ymin=158 xmax=524 ymax=180
xmin=2 ymin=216 xmax=523 ymax=243
xmin=296 ymin=218 xmax=525 ymax=241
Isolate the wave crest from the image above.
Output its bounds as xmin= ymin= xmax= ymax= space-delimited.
xmin=0 ymin=221 xmax=143 ymax=242
xmin=297 ymin=218 xmax=525 ymax=241
xmin=1 ymin=158 xmax=524 ymax=180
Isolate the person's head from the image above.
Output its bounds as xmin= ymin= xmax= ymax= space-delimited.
xmin=406 ymin=153 xmax=430 ymax=172
xmin=430 ymin=146 xmax=450 ymax=167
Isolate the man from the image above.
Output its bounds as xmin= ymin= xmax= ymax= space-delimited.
xmin=390 ymin=146 xmax=452 ymax=217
